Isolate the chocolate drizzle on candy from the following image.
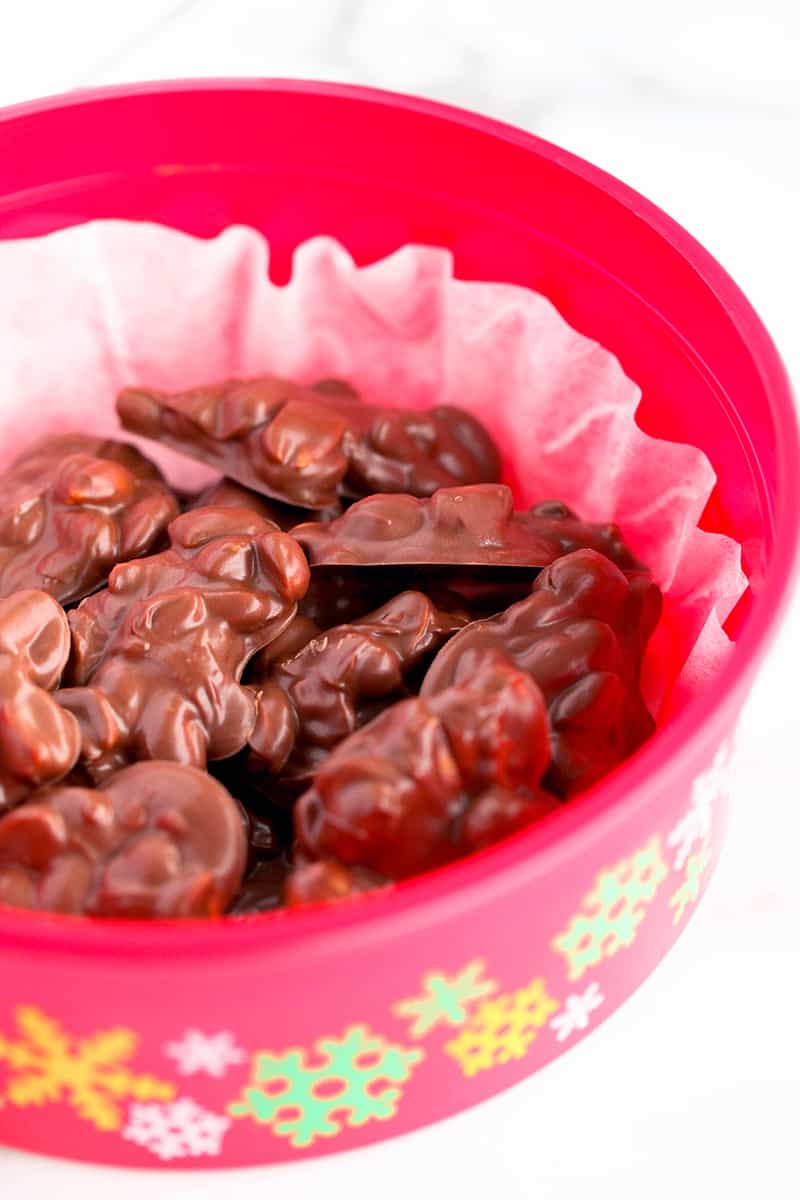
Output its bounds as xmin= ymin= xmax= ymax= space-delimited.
xmin=0 ymin=373 xmax=663 ymax=919
xmin=0 ymin=762 xmax=247 ymax=917
xmin=0 ymin=435 xmax=179 ymax=604
xmin=0 ymin=590 xmax=80 ymax=814
xmin=117 ymin=376 xmax=501 ymax=509
xmin=58 ymin=506 xmax=309 ymax=780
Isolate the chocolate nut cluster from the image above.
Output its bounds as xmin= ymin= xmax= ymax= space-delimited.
xmin=0 ymin=590 xmax=80 ymax=814
xmin=0 ymin=762 xmax=247 ymax=917
xmin=246 ymin=590 xmax=468 ymax=781
xmin=288 ymin=650 xmax=559 ymax=901
xmin=118 ymin=376 xmax=502 ymax=509
xmin=59 ymin=506 xmax=309 ymax=779
xmin=0 ymin=434 xmax=178 ymax=604
xmin=292 ymin=485 xmax=639 ymax=570
xmin=421 ymin=549 xmax=660 ymax=796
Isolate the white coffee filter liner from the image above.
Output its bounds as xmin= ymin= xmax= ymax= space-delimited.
xmin=0 ymin=222 xmax=747 ymax=717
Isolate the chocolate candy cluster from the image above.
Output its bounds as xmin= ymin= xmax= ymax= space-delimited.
xmin=0 ymin=591 xmax=81 ymax=814
xmin=0 ymin=373 xmax=661 ymax=918
xmin=118 ymin=377 xmax=501 ymax=509
xmin=60 ymin=506 xmax=309 ymax=779
xmin=0 ymin=434 xmax=178 ymax=605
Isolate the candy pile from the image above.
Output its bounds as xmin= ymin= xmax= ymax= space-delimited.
xmin=0 ymin=374 xmax=661 ymax=918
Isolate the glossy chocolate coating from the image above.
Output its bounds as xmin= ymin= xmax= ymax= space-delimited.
xmin=117 ymin=376 xmax=500 ymax=509
xmin=246 ymin=590 xmax=468 ymax=780
xmin=58 ymin=506 xmax=309 ymax=779
xmin=293 ymin=486 xmax=649 ymax=572
xmin=0 ymin=590 xmax=81 ymax=814
xmin=292 ymin=651 xmax=558 ymax=882
xmin=0 ymin=762 xmax=247 ymax=917
xmin=422 ymin=549 xmax=660 ymax=796
xmin=0 ymin=435 xmax=179 ymax=604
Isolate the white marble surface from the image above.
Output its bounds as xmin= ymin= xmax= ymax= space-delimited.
xmin=1 ymin=2 xmax=799 ymax=1196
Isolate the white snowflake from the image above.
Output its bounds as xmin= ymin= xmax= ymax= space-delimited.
xmin=667 ymin=743 xmax=732 ymax=871
xmin=122 ymin=1097 xmax=231 ymax=1161
xmin=549 ymin=982 xmax=604 ymax=1042
xmin=163 ymin=1029 xmax=246 ymax=1078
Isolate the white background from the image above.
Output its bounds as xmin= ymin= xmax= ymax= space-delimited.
xmin=1 ymin=2 xmax=799 ymax=1196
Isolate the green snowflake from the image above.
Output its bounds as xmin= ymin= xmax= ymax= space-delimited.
xmin=227 ymin=1025 xmax=423 ymax=1148
xmin=553 ymin=835 xmax=668 ymax=980
xmin=393 ymin=959 xmax=498 ymax=1038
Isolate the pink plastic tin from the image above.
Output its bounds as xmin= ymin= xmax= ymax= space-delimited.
xmin=0 ymin=80 xmax=797 ymax=1169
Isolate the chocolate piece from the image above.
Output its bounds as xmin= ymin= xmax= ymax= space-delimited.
xmin=0 ymin=590 xmax=81 ymax=814
xmin=293 ymin=485 xmax=647 ymax=572
xmin=191 ymin=477 xmax=342 ymax=529
xmin=58 ymin=506 xmax=309 ymax=779
xmin=117 ymin=376 xmax=500 ymax=509
xmin=422 ymin=549 xmax=660 ymax=796
xmin=0 ymin=761 xmax=247 ymax=917
xmin=0 ymin=434 xmax=179 ymax=604
xmin=246 ymin=591 xmax=468 ymax=781
xmin=292 ymin=650 xmax=557 ymax=883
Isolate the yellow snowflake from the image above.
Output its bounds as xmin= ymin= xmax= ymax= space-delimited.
xmin=444 ymin=978 xmax=558 ymax=1077
xmin=0 ymin=1006 xmax=175 ymax=1131
xmin=552 ymin=835 xmax=668 ymax=981
xmin=670 ymin=836 xmax=712 ymax=924
xmin=393 ymin=959 xmax=498 ymax=1039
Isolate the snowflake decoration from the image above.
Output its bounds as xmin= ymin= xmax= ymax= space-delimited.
xmin=668 ymin=743 xmax=731 ymax=870
xmin=670 ymin=836 xmax=712 ymax=925
xmin=123 ymin=1097 xmax=231 ymax=1160
xmin=228 ymin=1024 xmax=424 ymax=1148
xmin=0 ymin=1006 xmax=174 ymax=1131
xmin=163 ymin=1029 xmax=246 ymax=1078
xmin=549 ymin=982 xmax=604 ymax=1042
xmin=552 ymin=835 xmax=668 ymax=981
xmin=445 ymin=977 xmax=558 ymax=1077
xmin=393 ymin=959 xmax=498 ymax=1038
